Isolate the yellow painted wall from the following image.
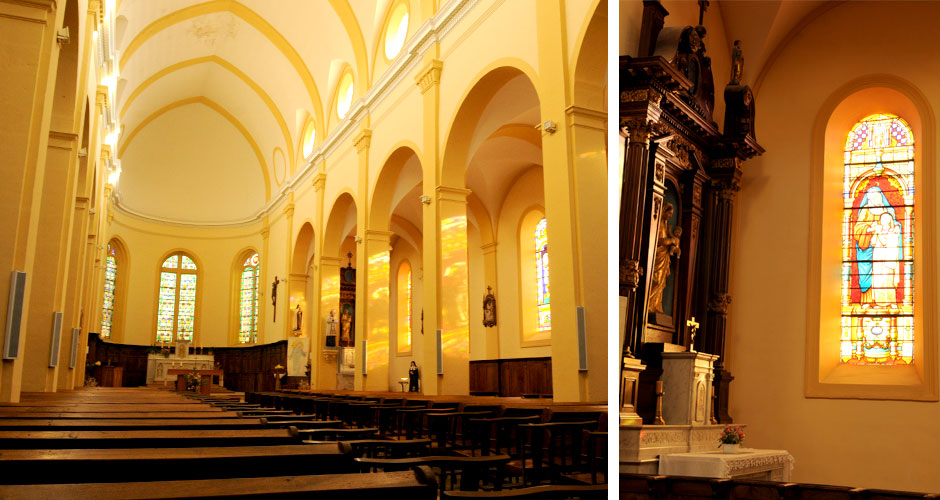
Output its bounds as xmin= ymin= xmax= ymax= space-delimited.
xmin=495 ymin=167 xmax=551 ymax=359
xmin=107 ymin=213 xmax=262 ymax=348
xmin=729 ymin=2 xmax=940 ymax=491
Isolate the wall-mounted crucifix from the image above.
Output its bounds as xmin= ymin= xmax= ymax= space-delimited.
xmin=272 ymin=276 xmax=280 ymax=322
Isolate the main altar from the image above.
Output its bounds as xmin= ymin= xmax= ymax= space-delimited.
xmin=145 ymin=340 xmax=216 ymax=385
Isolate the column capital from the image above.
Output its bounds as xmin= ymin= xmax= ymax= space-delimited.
xmin=320 ymin=256 xmax=343 ymax=267
xmin=353 ymin=129 xmax=372 ymax=154
xmin=87 ymin=0 xmax=102 ymax=23
xmin=283 ymin=203 xmax=295 ymax=217
xmin=415 ymin=59 xmax=443 ymax=94
xmin=436 ymin=185 xmax=471 ymax=202
xmin=96 ymin=85 xmax=108 ymax=108
xmin=312 ymin=172 xmax=327 ymax=192
xmin=100 ymin=144 xmax=112 ymax=164
xmin=480 ymin=241 xmax=498 ymax=253
xmin=364 ymin=229 xmax=394 ymax=241
xmin=260 ymin=226 xmax=270 ymax=239
xmin=710 ymin=157 xmax=743 ymax=200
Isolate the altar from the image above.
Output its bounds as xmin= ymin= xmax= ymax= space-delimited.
xmin=659 ymin=448 xmax=794 ymax=481
xmin=146 ymin=354 xmax=216 ymax=385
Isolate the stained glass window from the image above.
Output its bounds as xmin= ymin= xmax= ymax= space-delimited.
xmin=156 ymin=251 xmax=198 ymax=343
xmin=535 ymin=218 xmax=551 ymax=332
xmin=239 ymin=253 xmax=260 ymax=344
xmin=397 ymin=260 xmax=412 ymax=354
xmin=841 ymin=113 xmax=914 ymax=365
xmin=100 ymin=244 xmax=117 ymax=339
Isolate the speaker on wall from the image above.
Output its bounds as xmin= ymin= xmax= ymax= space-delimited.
xmin=3 ymin=271 xmax=27 ymax=360
xmin=436 ymin=329 xmax=443 ymax=375
xmin=577 ymin=306 xmax=588 ymax=371
xmin=48 ymin=312 xmax=63 ymax=367
xmin=69 ymin=328 xmax=80 ymax=369
xmin=361 ymin=340 xmax=367 ymax=375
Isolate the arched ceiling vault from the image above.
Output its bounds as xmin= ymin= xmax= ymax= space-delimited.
xmin=112 ymin=0 xmax=391 ymax=225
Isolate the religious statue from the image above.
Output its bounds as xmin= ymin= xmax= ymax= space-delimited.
xmin=853 ymin=186 xmax=902 ymax=308
xmin=294 ymin=304 xmax=303 ymax=332
xmin=325 ymin=309 xmax=338 ymax=348
xmin=340 ymin=305 xmax=353 ymax=346
xmin=730 ymin=40 xmax=743 ymax=85
xmin=271 ymin=276 xmax=280 ymax=322
xmin=408 ymin=361 xmax=419 ymax=392
xmin=647 ymin=203 xmax=682 ymax=314
xmin=482 ymin=286 xmax=497 ymax=327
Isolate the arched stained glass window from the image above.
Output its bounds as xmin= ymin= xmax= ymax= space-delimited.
xmin=842 ymin=113 xmax=914 ymax=365
xmin=156 ymin=252 xmax=198 ymax=344
xmin=100 ymin=244 xmax=117 ymax=339
xmin=239 ymin=253 xmax=260 ymax=344
xmin=397 ymin=260 xmax=412 ymax=354
xmin=535 ymin=218 xmax=551 ymax=332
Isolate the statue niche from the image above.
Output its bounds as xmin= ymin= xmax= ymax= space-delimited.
xmin=647 ymin=197 xmax=682 ymax=325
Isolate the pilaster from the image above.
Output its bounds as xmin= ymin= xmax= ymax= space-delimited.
xmin=353 ymin=126 xmax=371 ymax=391
xmin=363 ymin=230 xmax=393 ymax=391
xmin=480 ymin=242 xmax=500 ymax=359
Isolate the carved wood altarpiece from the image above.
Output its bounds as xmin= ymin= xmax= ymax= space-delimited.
xmin=620 ymin=0 xmax=763 ymax=425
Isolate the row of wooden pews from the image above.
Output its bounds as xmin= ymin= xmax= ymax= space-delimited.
xmin=245 ymin=389 xmax=609 ymax=495
xmin=0 ymin=387 xmax=438 ymax=498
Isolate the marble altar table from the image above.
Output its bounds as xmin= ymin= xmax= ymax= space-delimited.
xmin=658 ymin=448 xmax=794 ymax=481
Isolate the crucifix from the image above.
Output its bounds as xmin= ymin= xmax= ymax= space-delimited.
xmin=271 ymin=276 xmax=280 ymax=322
xmin=686 ymin=316 xmax=700 ymax=352
xmin=697 ymin=0 xmax=709 ymax=25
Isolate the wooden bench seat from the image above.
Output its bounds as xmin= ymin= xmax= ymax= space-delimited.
xmin=441 ymin=484 xmax=608 ymax=498
xmin=0 ymin=469 xmax=438 ymax=499
xmin=262 ymin=418 xmax=344 ymax=429
xmin=0 ymin=427 xmax=300 ymax=448
xmin=0 ymin=411 xmax=239 ymax=419
xmin=0 ymin=418 xmax=266 ymax=431
xmin=0 ymin=444 xmax=352 ymax=484
xmin=355 ymin=454 xmax=511 ymax=494
xmin=299 ymin=427 xmax=378 ymax=441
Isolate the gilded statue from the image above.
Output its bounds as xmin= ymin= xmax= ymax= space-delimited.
xmin=730 ymin=40 xmax=743 ymax=85
xmin=648 ymin=203 xmax=682 ymax=314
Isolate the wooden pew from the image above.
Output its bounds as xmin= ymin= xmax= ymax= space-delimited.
xmin=441 ymin=484 xmax=608 ymax=499
xmin=0 ymin=444 xmax=353 ymax=484
xmin=355 ymin=454 xmax=512 ymax=495
xmin=337 ymin=438 xmax=432 ymax=459
xmin=0 ymin=469 xmax=439 ymax=499
xmin=0 ymin=411 xmax=240 ymax=419
xmin=0 ymin=418 xmax=268 ymax=431
xmin=0 ymin=427 xmax=301 ymax=448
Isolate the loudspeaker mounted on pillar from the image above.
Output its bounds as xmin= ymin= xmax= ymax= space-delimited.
xmin=69 ymin=328 xmax=80 ymax=368
xmin=360 ymin=340 xmax=367 ymax=375
xmin=436 ymin=329 xmax=443 ymax=375
xmin=49 ymin=312 xmax=63 ymax=367
xmin=3 ymin=271 xmax=27 ymax=360
xmin=577 ymin=306 xmax=588 ymax=371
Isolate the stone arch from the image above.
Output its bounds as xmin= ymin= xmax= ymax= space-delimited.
xmin=369 ymin=144 xmax=423 ymax=231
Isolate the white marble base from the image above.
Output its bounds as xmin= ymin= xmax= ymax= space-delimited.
xmin=146 ymin=354 xmax=216 ymax=384
xmin=659 ymin=448 xmax=794 ymax=481
xmin=620 ymin=424 xmax=747 ymax=473
xmin=661 ymin=351 xmax=719 ymax=426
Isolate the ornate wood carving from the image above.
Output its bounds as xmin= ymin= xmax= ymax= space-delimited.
xmin=620 ymin=0 xmax=764 ymax=423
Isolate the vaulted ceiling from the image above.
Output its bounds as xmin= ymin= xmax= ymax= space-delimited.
xmin=112 ymin=0 xmax=420 ymax=225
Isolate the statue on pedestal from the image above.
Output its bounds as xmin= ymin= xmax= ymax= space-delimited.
xmin=648 ymin=203 xmax=682 ymax=314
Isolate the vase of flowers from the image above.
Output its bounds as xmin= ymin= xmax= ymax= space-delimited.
xmin=718 ymin=425 xmax=745 ymax=454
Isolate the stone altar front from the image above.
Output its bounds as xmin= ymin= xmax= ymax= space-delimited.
xmin=620 ymin=424 xmax=747 ymax=474
xmin=659 ymin=448 xmax=794 ymax=481
xmin=146 ymin=354 xmax=215 ymax=385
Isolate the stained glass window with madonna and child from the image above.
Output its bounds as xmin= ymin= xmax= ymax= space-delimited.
xmin=841 ymin=113 xmax=914 ymax=365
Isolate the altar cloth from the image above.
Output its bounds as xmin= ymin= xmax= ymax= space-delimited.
xmin=659 ymin=448 xmax=794 ymax=481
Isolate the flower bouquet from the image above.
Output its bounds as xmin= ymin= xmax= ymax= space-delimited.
xmin=718 ymin=425 xmax=745 ymax=453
